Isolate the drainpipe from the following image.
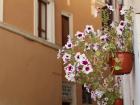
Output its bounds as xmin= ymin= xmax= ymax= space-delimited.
xmin=134 ymin=13 xmax=140 ymax=105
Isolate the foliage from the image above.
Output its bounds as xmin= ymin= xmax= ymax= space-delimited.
xmin=57 ymin=4 xmax=133 ymax=105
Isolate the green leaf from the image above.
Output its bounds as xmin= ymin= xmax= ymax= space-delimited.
xmin=114 ymin=58 xmax=120 ymax=63
xmin=95 ymin=51 xmax=101 ymax=56
xmin=114 ymin=66 xmax=121 ymax=71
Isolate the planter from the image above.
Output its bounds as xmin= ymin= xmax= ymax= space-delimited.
xmin=114 ymin=98 xmax=123 ymax=105
xmin=110 ymin=52 xmax=134 ymax=75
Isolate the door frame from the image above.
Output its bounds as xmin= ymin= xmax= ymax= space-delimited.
xmin=61 ymin=11 xmax=73 ymax=38
xmin=61 ymin=11 xmax=76 ymax=105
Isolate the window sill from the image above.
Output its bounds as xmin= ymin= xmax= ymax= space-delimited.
xmin=0 ymin=22 xmax=60 ymax=50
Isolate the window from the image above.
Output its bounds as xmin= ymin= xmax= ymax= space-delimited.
xmin=34 ymin=0 xmax=55 ymax=43
xmin=0 ymin=0 xmax=3 ymax=22
xmin=82 ymin=86 xmax=92 ymax=104
xmin=38 ymin=0 xmax=48 ymax=39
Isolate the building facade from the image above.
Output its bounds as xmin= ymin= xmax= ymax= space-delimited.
xmin=1 ymin=0 xmax=140 ymax=105
xmin=0 ymin=0 xmax=101 ymax=105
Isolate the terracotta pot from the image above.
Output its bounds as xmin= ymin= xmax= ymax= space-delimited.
xmin=110 ymin=52 xmax=134 ymax=75
xmin=114 ymin=98 xmax=123 ymax=105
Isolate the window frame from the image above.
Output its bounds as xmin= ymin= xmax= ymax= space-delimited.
xmin=34 ymin=0 xmax=55 ymax=43
xmin=0 ymin=0 xmax=3 ymax=22
xmin=38 ymin=0 xmax=48 ymax=40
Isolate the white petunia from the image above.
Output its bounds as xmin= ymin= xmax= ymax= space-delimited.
xmin=84 ymin=25 xmax=95 ymax=34
xmin=74 ymin=52 xmax=81 ymax=62
xmin=65 ymin=41 xmax=73 ymax=49
xmin=84 ymin=43 xmax=91 ymax=51
xmin=106 ymin=4 xmax=114 ymax=11
xmin=116 ymin=26 xmax=124 ymax=35
xmin=65 ymin=73 xmax=75 ymax=82
xmin=91 ymin=91 xmax=97 ymax=101
xmin=92 ymin=43 xmax=100 ymax=51
xmin=110 ymin=21 xmax=115 ymax=28
xmin=95 ymin=90 xmax=104 ymax=99
xmin=120 ymin=6 xmax=127 ymax=15
xmin=75 ymin=31 xmax=85 ymax=41
xmin=119 ymin=20 xmax=127 ymax=28
xmin=62 ymin=53 xmax=71 ymax=64
xmin=100 ymin=34 xmax=109 ymax=42
xmin=74 ymin=53 xmax=87 ymax=63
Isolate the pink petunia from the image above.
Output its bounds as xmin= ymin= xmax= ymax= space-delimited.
xmin=82 ymin=65 xmax=93 ymax=74
xmin=64 ymin=63 xmax=75 ymax=74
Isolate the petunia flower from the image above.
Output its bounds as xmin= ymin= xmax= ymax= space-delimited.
xmin=92 ymin=43 xmax=100 ymax=51
xmin=119 ymin=20 xmax=127 ymax=28
xmin=94 ymin=90 xmax=104 ymax=99
xmin=65 ymin=41 xmax=73 ymax=49
xmin=75 ymin=31 xmax=85 ymax=41
xmin=82 ymin=64 xmax=93 ymax=74
xmin=62 ymin=53 xmax=71 ymax=64
xmin=100 ymin=34 xmax=109 ymax=42
xmin=91 ymin=91 xmax=97 ymax=101
xmin=120 ymin=6 xmax=127 ymax=15
xmin=65 ymin=73 xmax=75 ymax=82
xmin=74 ymin=53 xmax=87 ymax=63
xmin=116 ymin=26 xmax=124 ymax=35
xmin=106 ymin=4 xmax=114 ymax=11
xmin=81 ymin=59 xmax=90 ymax=66
xmin=84 ymin=43 xmax=91 ymax=51
xmin=64 ymin=63 xmax=75 ymax=74
xmin=84 ymin=25 xmax=95 ymax=34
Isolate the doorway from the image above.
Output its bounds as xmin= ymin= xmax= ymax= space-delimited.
xmin=62 ymin=102 xmax=71 ymax=105
xmin=62 ymin=15 xmax=70 ymax=46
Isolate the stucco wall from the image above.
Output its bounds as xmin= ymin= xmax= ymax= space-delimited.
xmin=55 ymin=0 xmax=101 ymax=45
xmin=0 ymin=28 xmax=62 ymax=105
xmin=4 ymin=0 xmax=34 ymax=33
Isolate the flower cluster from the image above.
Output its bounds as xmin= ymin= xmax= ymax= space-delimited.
xmin=58 ymin=24 xmax=119 ymax=104
xmin=57 ymin=4 xmax=133 ymax=105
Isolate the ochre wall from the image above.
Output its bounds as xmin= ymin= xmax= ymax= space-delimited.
xmin=55 ymin=0 xmax=101 ymax=45
xmin=4 ymin=0 xmax=34 ymax=33
xmin=0 ymin=28 xmax=62 ymax=105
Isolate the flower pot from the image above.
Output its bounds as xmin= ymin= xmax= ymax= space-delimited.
xmin=110 ymin=52 xmax=134 ymax=75
xmin=114 ymin=98 xmax=123 ymax=105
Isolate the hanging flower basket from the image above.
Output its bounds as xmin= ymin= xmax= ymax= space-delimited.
xmin=110 ymin=52 xmax=134 ymax=75
xmin=114 ymin=98 xmax=123 ymax=105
